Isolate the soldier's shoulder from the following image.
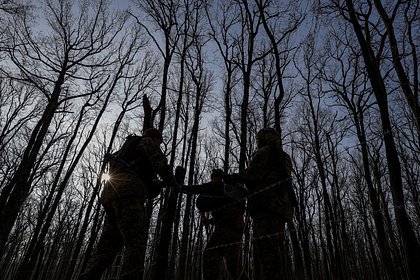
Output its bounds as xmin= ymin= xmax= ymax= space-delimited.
xmin=250 ymin=146 xmax=271 ymax=164
xmin=280 ymin=150 xmax=292 ymax=162
xmin=138 ymin=136 xmax=156 ymax=147
xmin=254 ymin=145 xmax=270 ymax=156
xmin=136 ymin=137 xmax=160 ymax=154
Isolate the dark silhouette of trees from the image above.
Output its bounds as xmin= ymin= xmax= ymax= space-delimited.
xmin=336 ymin=0 xmax=420 ymax=278
xmin=0 ymin=0 xmax=419 ymax=279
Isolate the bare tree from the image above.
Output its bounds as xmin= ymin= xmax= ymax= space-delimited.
xmin=1 ymin=0 xmax=419 ymax=279
xmin=294 ymin=33 xmax=344 ymax=279
xmin=254 ymin=0 xmax=304 ymax=139
xmin=335 ymin=0 xmax=420 ymax=277
xmin=131 ymin=0 xmax=182 ymax=131
xmin=205 ymin=0 xmax=241 ymax=172
xmin=321 ymin=22 xmax=399 ymax=278
xmin=170 ymin=1 xmax=205 ymax=278
xmin=372 ymin=0 xmax=420 ymax=145
xmin=0 ymin=0 xmax=131 ymax=258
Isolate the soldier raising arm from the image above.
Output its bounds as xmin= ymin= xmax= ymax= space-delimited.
xmin=79 ymin=127 xmax=178 ymax=280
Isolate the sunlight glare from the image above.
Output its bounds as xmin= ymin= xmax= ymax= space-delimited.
xmin=101 ymin=172 xmax=111 ymax=183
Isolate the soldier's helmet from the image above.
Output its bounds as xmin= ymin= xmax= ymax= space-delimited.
xmin=211 ymin=168 xmax=224 ymax=179
xmin=144 ymin=127 xmax=163 ymax=142
xmin=256 ymin=127 xmax=280 ymax=145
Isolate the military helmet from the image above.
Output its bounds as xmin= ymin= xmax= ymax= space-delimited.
xmin=256 ymin=127 xmax=280 ymax=144
xmin=211 ymin=168 xmax=224 ymax=178
xmin=144 ymin=127 xmax=163 ymax=142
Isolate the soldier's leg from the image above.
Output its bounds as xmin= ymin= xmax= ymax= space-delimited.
xmin=203 ymin=228 xmax=224 ymax=280
xmin=222 ymin=221 xmax=249 ymax=280
xmin=224 ymin=242 xmax=249 ymax=280
xmin=252 ymin=213 xmax=285 ymax=280
xmin=78 ymin=213 xmax=123 ymax=280
xmin=114 ymin=197 xmax=146 ymax=280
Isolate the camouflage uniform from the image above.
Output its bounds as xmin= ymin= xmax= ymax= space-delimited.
xmin=183 ymin=172 xmax=249 ymax=280
xmin=226 ymin=128 xmax=294 ymax=280
xmin=79 ymin=130 xmax=176 ymax=280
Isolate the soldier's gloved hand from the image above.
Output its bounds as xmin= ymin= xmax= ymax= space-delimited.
xmin=165 ymin=176 xmax=180 ymax=193
xmin=175 ymin=166 xmax=186 ymax=182
xmin=173 ymin=183 xmax=180 ymax=193
xmin=170 ymin=181 xmax=180 ymax=193
xmin=173 ymin=166 xmax=185 ymax=193
xmin=201 ymin=216 xmax=215 ymax=226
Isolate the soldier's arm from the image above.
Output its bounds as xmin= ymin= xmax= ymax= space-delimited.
xmin=282 ymin=151 xmax=293 ymax=177
xmin=226 ymin=148 xmax=270 ymax=185
xmin=140 ymin=138 xmax=176 ymax=186
xmin=181 ymin=182 xmax=212 ymax=194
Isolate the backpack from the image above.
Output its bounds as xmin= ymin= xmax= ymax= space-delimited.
xmin=271 ymin=147 xmax=298 ymax=209
xmin=113 ymin=135 xmax=143 ymax=165
xmin=105 ymin=135 xmax=160 ymax=198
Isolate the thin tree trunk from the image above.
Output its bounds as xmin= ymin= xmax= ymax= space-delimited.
xmin=345 ymin=1 xmax=420 ymax=277
xmin=373 ymin=0 xmax=420 ymax=144
xmin=0 ymin=69 xmax=65 ymax=253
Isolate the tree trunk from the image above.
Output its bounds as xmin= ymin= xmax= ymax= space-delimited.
xmin=0 ymin=72 xmax=64 ymax=253
xmin=345 ymin=1 xmax=420 ymax=277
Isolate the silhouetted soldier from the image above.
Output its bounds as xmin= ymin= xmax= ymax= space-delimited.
xmin=79 ymin=127 xmax=178 ymax=280
xmin=224 ymin=127 xmax=295 ymax=280
xmin=182 ymin=169 xmax=249 ymax=280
